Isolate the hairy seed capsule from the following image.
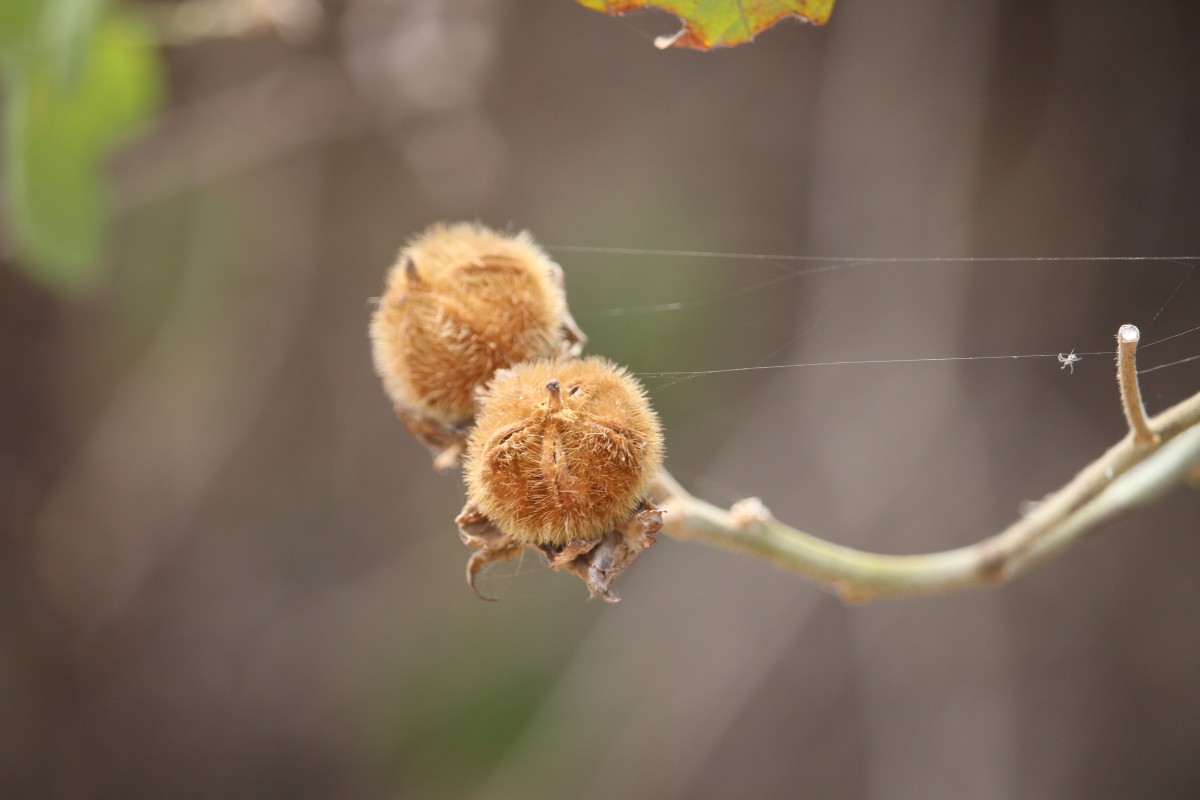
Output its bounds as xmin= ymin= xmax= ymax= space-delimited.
xmin=464 ymin=357 xmax=664 ymax=546
xmin=369 ymin=222 xmax=581 ymax=429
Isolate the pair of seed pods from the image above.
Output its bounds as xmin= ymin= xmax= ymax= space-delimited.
xmin=370 ymin=223 xmax=665 ymax=599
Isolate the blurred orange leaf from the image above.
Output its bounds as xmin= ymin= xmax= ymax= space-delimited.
xmin=576 ymin=0 xmax=834 ymax=50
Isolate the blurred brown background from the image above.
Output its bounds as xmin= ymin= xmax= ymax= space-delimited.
xmin=3 ymin=0 xmax=1200 ymax=797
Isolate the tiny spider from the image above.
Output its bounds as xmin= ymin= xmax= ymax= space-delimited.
xmin=1058 ymin=349 xmax=1081 ymax=374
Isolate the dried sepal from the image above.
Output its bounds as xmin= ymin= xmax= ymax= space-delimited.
xmin=457 ymin=499 xmax=664 ymax=602
xmin=455 ymin=505 xmax=523 ymax=602
xmin=369 ymin=222 xmax=586 ymax=466
xmin=545 ymin=501 xmax=664 ymax=602
xmin=464 ymin=357 xmax=665 ymax=546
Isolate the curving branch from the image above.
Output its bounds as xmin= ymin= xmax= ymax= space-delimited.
xmin=652 ymin=325 xmax=1200 ymax=603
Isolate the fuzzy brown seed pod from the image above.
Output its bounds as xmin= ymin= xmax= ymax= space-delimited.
xmin=369 ymin=222 xmax=584 ymax=465
xmin=464 ymin=357 xmax=664 ymax=546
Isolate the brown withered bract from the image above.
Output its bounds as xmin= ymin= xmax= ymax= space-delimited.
xmin=369 ymin=222 xmax=584 ymax=468
xmin=458 ymin=357 xmax=665 ymax=602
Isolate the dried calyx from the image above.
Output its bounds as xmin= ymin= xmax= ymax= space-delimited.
xmin=458 ymin=358 xmax=665 ymax=602
xmin=370 ymin=222 xmax=664 ymax=602
xmin=369 ymin=222 xmax=584 ymax=469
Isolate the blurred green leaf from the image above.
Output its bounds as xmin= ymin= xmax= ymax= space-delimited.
xmin=0 ymin=0 xmax=44 ymax=53
xmin=4 ymin=11 xmax=162 ymax=292
xmin=42 ymin=0 xmax=105 ymax=80
xmin=576 ymin=0 xmax=835 ymax=50
xmin=62 ymin=12 xmax=162 ymax=139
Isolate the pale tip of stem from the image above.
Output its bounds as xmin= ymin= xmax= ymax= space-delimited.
xmin=1116 ymin=323 xmax=1158 ymax=446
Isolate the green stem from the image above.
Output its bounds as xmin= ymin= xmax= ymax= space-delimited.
xmin=653 ymin=330 xmax=1200 ymax=603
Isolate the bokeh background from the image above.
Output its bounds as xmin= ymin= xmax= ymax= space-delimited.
xmin=3 ymin=0 xmax=1200 ymax=797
